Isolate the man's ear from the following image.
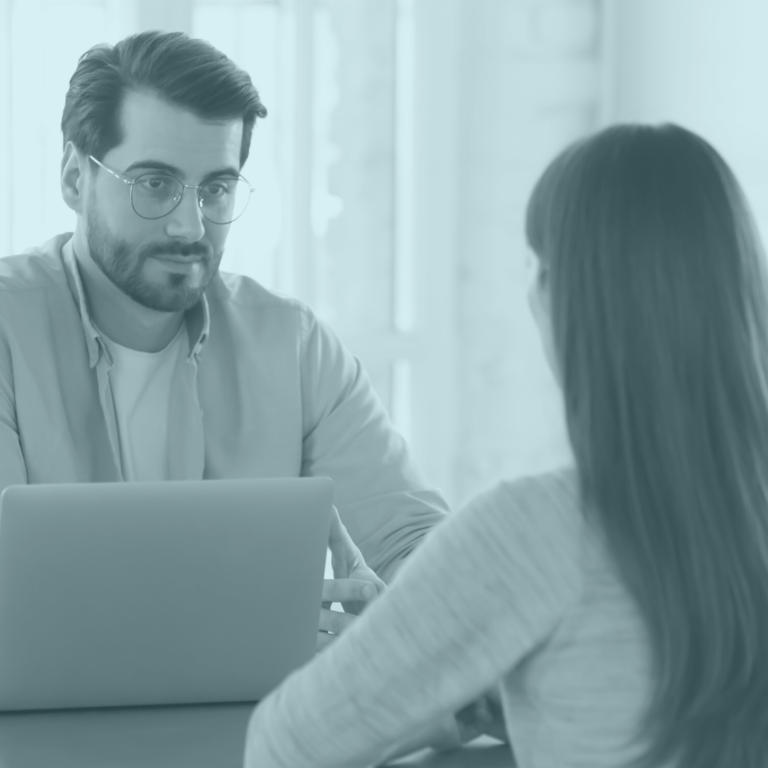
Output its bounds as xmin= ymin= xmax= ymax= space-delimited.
xmin=61 ymin=142 xmax=88 ymax=214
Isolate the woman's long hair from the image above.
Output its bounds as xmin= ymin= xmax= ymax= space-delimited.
xmin=525 ymin=124 xmax=768 ymax=767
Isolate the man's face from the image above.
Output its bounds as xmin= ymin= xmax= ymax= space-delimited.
xmin=84 ymin=90 xmax=244 ymax=313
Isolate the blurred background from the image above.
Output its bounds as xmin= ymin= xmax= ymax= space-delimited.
xmin=1 ymin=0 xmax=767 ymax=509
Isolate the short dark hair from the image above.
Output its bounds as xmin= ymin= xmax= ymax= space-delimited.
xmin=61 ymin=30 xmax=268 ymax=169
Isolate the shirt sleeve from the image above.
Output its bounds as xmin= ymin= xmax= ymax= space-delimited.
xmin=244 ymin=470 xmax=585 ymax=768
xmin=298 ymin=307 xmax=449 ymax=583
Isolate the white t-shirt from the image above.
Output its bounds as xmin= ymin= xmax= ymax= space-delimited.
xmin=97 ymin=322 xmax=188 ymax=482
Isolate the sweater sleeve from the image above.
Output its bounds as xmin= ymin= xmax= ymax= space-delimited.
xmin=244 ymin=469 xmax=586 ymax=768
xmin=298 ymin=308 xmax=449 ymax=584
xmin=0 ymin=327 xmax=28 ymax=494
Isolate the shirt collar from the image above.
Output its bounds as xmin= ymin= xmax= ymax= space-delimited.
xmin=60 ymin=233 xmax=211 ymax=368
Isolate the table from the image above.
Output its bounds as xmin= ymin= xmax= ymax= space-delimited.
xmin=0 ymin=704 xmax=516 ymax=767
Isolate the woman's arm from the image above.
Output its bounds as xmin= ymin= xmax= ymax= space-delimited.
xmin=245 ymin=473 xmax=583 ymax=768
xmin=373 ymin=689 xmax=510 ymax=764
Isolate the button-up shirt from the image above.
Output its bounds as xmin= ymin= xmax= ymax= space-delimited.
xmin=0 ymin=233 xmax=448 ymax=581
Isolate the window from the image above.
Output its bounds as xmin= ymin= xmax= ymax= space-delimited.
xmin=3 ymin=0 xmax=117 ymax=255
xmin=192 ymin=0 xmax=282 ymax=292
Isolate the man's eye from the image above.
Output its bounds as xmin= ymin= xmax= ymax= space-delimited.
xmin=204 ymin=182 xmax=229 ymax=196
xmin=139 ymin=176 xmax=174 ymax=190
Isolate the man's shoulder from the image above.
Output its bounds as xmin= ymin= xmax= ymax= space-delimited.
xmin=208 ymin=269 xmax=336 ymax=346
xmin=211 ymin=269 xmax=313 ymax=319
xmin=0 ymin=234 xmax=70 ymax=296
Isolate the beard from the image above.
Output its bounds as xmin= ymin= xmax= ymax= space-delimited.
xmin=85 ymin=203 xmax=223 ymax=313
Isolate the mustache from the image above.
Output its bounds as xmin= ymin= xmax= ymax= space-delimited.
xmin=143 ymin=242 xmax=213 ymax=259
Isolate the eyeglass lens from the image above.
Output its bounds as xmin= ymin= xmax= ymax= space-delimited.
xmin=131 ymin=174 xmax=251 ymax=224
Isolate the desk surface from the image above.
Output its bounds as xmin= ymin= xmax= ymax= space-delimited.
xmin=0 ymin=703 xmax=515 ymax=768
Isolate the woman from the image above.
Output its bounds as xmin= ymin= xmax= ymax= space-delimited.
xmin=244 ymin=124 xmax=768 ymax=768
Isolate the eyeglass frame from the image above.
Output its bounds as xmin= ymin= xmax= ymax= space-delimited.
xmin=87 ymin=155 xmax=254 ymax=225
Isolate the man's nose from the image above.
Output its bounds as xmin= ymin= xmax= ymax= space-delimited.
xmin=164 ymin=187 xmax=206 ymax=241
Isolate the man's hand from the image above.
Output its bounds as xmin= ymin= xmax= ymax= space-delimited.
xmin=317 ymin=505 xmax=386 ymax=651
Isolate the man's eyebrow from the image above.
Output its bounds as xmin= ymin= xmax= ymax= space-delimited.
xmin=122 ymin=160 xmax=241 ymax=182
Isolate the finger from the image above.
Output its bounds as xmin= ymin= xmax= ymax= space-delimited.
xmin=349 ymin=568 xmax=387 ymax=596
xmin=322 ymin=578 xmax=377 ymax=605
xmin=327 ymin=506 xmax=363 ymax=578
xmin=340 ymin=598 xmax=376 ymax=613
xmin=318 ymin=606 xmax=356 ymax=636
xmin=327 ymin=506 xmax=350 ymax=559
xmin=326 ymin=505 xmax=346 ymax=547
xmin=330 ymin=547 xmax=352 ymax=579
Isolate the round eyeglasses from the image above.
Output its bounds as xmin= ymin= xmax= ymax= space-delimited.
xmin=88 ymin=156 xmax=254 ymax=225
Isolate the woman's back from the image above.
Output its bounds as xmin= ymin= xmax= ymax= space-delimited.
xmin=501 ymin=468 xmax=660 ymax=767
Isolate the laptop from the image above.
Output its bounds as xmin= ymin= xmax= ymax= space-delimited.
xmin=0 ymin=477 xmax=333 ymax=712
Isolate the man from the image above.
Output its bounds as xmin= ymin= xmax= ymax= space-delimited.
xmin=0 ymin=30 xmax=501 ymax=754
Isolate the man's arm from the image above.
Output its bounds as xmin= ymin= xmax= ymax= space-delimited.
xmin=0 ymin=339 xmax=28 ymax=494
xmin=298 ymin=308 xmax=449 ymax=584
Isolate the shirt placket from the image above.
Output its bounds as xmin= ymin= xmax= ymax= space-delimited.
xmin=165 ymin=352 xmax=206 ymax=480
xmin=94 ymin=350 xmax=124 ymax=482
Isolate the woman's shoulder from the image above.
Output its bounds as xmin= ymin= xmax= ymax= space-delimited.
xmin=454 ymin=465 xmax=587 ymax=584
xmin=471 ymin=464 xmax=583 ymax=530
xmin=499 ymin=464 xmax=580 ymax=502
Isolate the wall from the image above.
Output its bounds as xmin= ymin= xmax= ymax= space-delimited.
xmin=308 ymin=0 xmax=463 ymax=505
xmin=451 ymin=0 xmax=600 ymax=504
xmin=607 ymin=0 xmax=768 ymax=244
